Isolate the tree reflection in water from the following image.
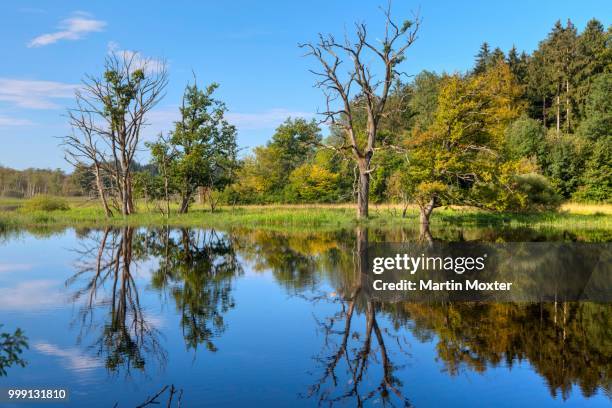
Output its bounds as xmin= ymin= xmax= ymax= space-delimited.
xmin=146 ymin=227 xmax=242 ymax=351
xmin=239 ymin=226 xmax=611 ymax=405
xmin=390 ymin=301 xmax=611 ymax=400
xmin=304 ymin=228 xmax=411 ymax=407
xmin=60 ymin=225 xmax=610 ymax=402
xmin=68 ymin=227 xmax=165 ymax=374
xmin=67 ymin=227 xmax=243 ymax=374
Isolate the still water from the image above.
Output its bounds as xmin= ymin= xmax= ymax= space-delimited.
xmin=0 ymin=226 xmax=610 ymax=407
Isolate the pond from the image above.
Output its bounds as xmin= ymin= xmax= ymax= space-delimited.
xmin=0 ymin=225 xmax=610 ymax=407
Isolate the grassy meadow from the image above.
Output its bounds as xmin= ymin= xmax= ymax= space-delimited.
xmin=0 ymin=196 xmax=610 ymax=232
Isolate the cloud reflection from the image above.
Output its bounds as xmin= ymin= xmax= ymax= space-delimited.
xmin=0 ymin=280 xmax=65 ymax=310
xmin=33 ymin=342 xmax=102 ymax=372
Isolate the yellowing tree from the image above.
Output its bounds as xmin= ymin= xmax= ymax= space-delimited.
xmin=286 ymin=164 xmax=339 ymax=202
xmin=399 ymin=61 xmax=529 ymax=226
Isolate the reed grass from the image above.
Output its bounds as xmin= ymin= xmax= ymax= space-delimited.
xmin=0 ymin=200 xmax=610 ymax=231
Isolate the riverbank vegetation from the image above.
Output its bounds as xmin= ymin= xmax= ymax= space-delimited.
xmin=1 ymin=197 xmax=610 ymax=232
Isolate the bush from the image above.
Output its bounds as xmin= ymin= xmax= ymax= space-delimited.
xmin=513 ymin=173 xmax=561 ymax=211
xmin=21 ymin=195 xmax=70 ymax=212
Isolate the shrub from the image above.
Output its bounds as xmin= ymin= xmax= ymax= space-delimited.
xmin=513 ymin=173 xmax=561 ymax=211
xmin=21 ymin=195 xmax=69 ymax=212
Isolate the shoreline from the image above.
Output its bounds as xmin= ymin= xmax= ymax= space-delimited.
xmin=0 ymin=203 xmax=610 ymax=233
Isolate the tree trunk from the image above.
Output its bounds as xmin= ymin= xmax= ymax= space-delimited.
xmin=556 ymin=93 xmax=561 ymax=134
xmin=419 ymin=197 xmax=436 ymax=226
xmin=209 ymin=191 xmax=217 ymax=213
xmin=126 ymin=175 xmax=134 ymax=214
xmin=566 ymin=79 xmax=570 ymax=133
xmin=163 ymin=171 xmax=170 ymax=219
xmin=94 ymin=164 xmax=112 ymax=218
xmin=179 ymin=194 xmax=190 ymax=214
xmin=401 ymin=202 xmax=408 ymax=218
xmin=419 ymin=223 xmax=433 ymax=244
xmin=357 ymin=159 xmax=370 ymax=219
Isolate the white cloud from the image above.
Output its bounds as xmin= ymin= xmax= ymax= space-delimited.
xmin=226 ymin=108 xmax=316 ymax=131
xmin=0 ymin=263 xmax=34 ymax=273
xmin=28 ymin=12 xmax=106 ymax=48
xmin=33 ymin=342 xmax=103 ymax=372
xmin=0 ymin=280 xmax=65 ymax=310
xmin=0 ymin=115 xmax=34 ymax=126
xmin=107 ymin=41 xmax=166 ymax=74
xmin=0 ymin=78 xmax=77 ymax=109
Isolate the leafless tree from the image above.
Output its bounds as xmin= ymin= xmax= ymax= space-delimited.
xmin=63 ymin=51 xmax=168 ymax=216
xmin=300 ymin=3 xmax=420 ymax=218
xmin=62 ymin=121 xmax=113 ymax=217
xmin=67 ymin=227 xmax=166 ymax=375
xmin=304 ymin=227 xmax=411 ymax=406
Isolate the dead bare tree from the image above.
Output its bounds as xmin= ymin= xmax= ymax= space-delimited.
xmin=304 ymin=227 xmax=411 ymax=406
xmin=62 ymin=121 xmax=113 ymax=217
xmin=300 ymin=3 xmax=420 ymax=218
xmin=64 ymin=51 xmax=168 ymax=216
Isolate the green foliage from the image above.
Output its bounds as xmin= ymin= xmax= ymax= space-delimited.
xmin=0 ymin=325 xmax=28 ymax=376
xmin=505 ymin=117 xmax=546 ymax=161
xmin=511 ymin=173 xmax=562 ymax=211
xmin=102 ymin=67 xmax=145 ymax=130
xmin=407 ymin=71 xmax=443 ymax=131
xmin=541 ymin=132 xmax=586 ymax=198
xmin=0 ymin=166 xmax=81 ymax=198
xmin=133 ymin=171 xmax=164 ymax=201
xmin=229 ymin=118 xmax=321 ymax=203
xmin=146 ymin=81 xmax=238 ymax=212
xmin=578 ymin=73 xmax=612 ymax=141
xmin=21 ymin=195 xmax=70 ymax=212
xmin=402 ymin=62 xmax=526 ymax=215
xmin=286 ymin=164 xmax=339 ymax=202
xmin=573 ymin=138 xmax=612 ymax=202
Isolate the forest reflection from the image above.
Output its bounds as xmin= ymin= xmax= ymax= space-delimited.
xmin=62 ymin=226 xmax=610 ymax=403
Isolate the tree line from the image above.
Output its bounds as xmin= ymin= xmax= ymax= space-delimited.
xmin=0 ymin=166 xmax=81 ymax=198
xmin=2 ymin=7 xmax=609 ymax=221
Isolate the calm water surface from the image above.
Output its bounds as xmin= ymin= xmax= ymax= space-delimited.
xmin=0 ymin=226 xmax=610 ymax=407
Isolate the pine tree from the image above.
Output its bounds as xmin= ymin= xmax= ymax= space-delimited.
xmin=525 ymin=49 xmax=553 ymax=126
xmin=574 ymin=19 xmax=609 ymax=122
xmin=473 ymin=42 xmax=491 ymax=75
xmin=507 ymin=45 xmax=528 ymax=83
xmin=541 ymin=20 xmax=578 ymax=133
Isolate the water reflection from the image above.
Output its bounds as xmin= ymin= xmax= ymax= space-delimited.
xmin=68 ymin=227 xmax=166 ymax=374
xmin=391 ymin=302 xmax=612 ymax=400
xmin=302 ymin=228 xmax=411 ymax=407
xmin=0 ymin=224 xmax=609 ymax=405
xmin=146 ymin=228 xmax=242 ymax=351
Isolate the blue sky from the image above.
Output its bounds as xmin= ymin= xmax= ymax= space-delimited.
xmin=1 ymin=1 xmax=610 ymax=170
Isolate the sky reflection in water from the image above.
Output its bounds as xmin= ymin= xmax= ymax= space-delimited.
xmin=0 ymin=226 xmax=610 ymax=407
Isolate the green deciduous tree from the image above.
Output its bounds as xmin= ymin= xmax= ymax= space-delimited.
xmin=230 ymin=118 xmax=321 ymax=202
xmin=398 ymin=62 xmax=552 ymax=225
xmin=152 ymin=82 xmax=238 ymax=213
